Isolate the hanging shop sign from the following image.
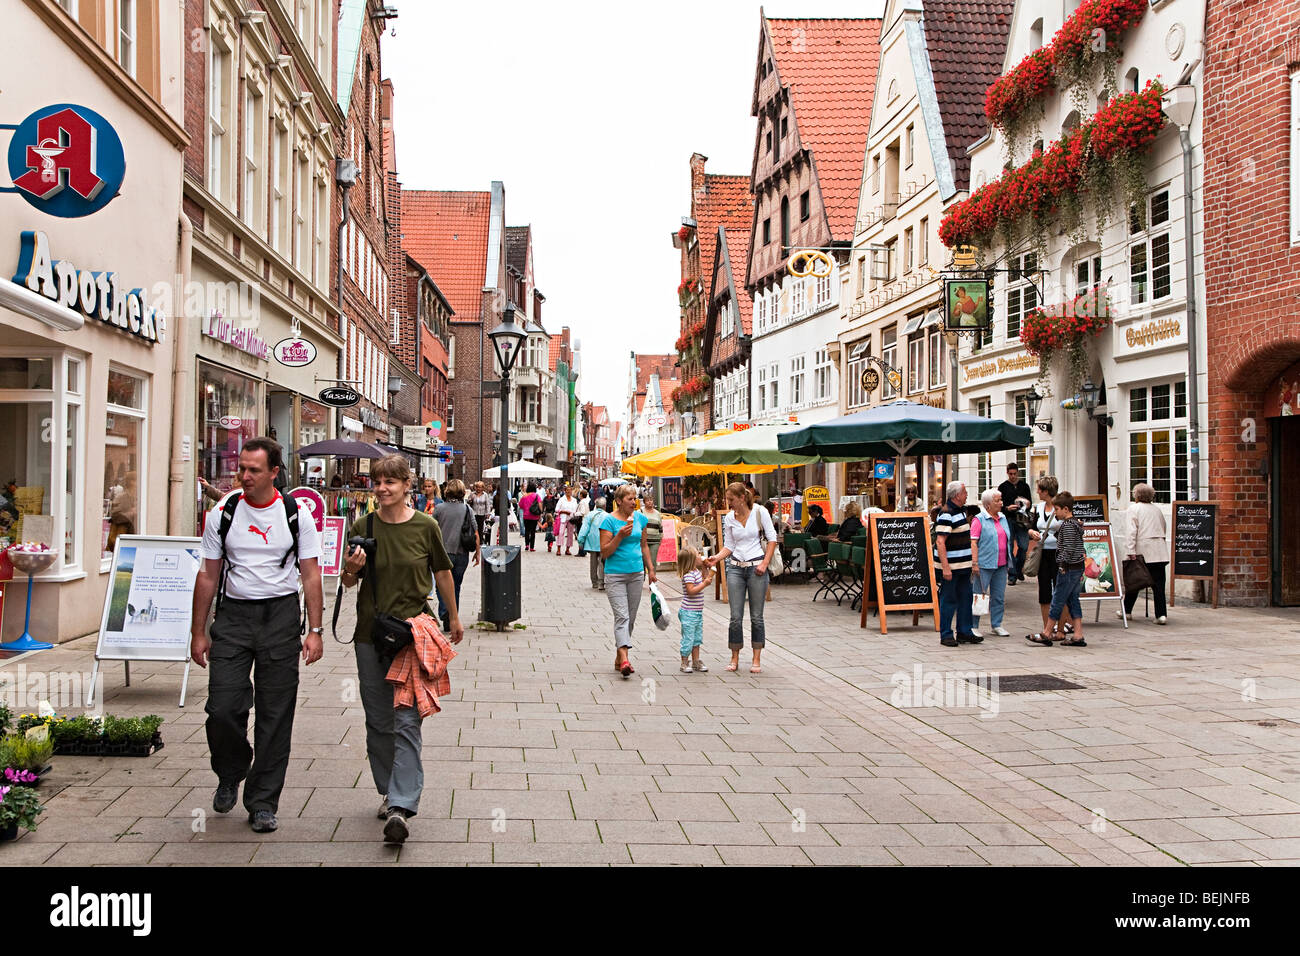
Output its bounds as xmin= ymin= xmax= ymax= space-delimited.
xmin=318 ymin=386 xmax=361 ymax=408
xmin=273 ymin=336 xmax=317 ymax=367
xmin=5 ymin=104 xmax=125 ymax=217
xmin=11 ymin=230 xmax=163 ymax=344
xmin=202 ymin=311 xmax=269 ymax=360
xmin=401 ymin=425 xmax=430 ymax=450
xmin=943 ymin=277 xmax=991 ymax=332
xmin=860 ymin=367 xmax=880 ymax=394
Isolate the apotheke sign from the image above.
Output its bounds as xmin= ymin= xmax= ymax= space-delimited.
xmin=12 ymin=230 xmax=163 ymax=344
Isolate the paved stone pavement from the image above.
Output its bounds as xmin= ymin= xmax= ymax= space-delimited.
xmin=3 ymin=542 xmax=1300 ymax=866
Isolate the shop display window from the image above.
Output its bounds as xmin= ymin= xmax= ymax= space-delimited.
xmin=103 ymin=368 xmax=146 ymax=564
xmin=198 ymin=361 xmax=261 ymax=511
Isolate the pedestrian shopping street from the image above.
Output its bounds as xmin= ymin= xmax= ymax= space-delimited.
xmin=5 ymin=545 xmax=1299 ymax=867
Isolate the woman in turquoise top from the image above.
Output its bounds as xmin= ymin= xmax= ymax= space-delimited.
xmin=599 ymin=483 xmax=657 ymax=678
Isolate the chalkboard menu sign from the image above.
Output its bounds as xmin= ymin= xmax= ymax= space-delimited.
xmin=1070 ymin=495 xmax=1109 ymax=523
xmin=861 ymin=513 xmax=940 ymax=633
xmin=661 ymin=477 xmax=682 ymax=514
xmin=1171 ymin=501 xmax=1219 ymax=606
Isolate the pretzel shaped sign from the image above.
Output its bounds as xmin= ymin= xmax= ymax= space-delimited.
xmin=787 ymin=249 xmax=834 ymax=278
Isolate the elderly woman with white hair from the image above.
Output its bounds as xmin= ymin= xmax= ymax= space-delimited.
xmin=1122 ymin=482 xmax=1169 ymax=624
xmin=969 ymin=488 xmax=1015 ymax=637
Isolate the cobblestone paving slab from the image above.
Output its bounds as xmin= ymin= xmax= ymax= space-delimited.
xmin=3 ymin=542 xmax=1298 ymax=865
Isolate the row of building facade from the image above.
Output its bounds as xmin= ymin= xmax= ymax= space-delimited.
xmin=0 ymin=0 xmax=607 ymax=642
xmin=631 ymin=0 xmax=1297 ymax=606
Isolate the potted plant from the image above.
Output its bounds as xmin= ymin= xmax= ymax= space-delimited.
xmin=0 ymin=702 xmax=11 ymax=738
xmin=103 ymin=714 xmax=164 ymax=757
xmin=0 ymin=735 xmax=54 ymax=783
xmin=0 ymin=783 xmax=43 ymax=840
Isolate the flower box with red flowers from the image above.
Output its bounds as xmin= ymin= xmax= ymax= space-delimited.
xmin=1019 ymin=286 xmax=1113 ymax=357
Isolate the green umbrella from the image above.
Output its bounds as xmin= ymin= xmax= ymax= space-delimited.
xmin=685 ymin=423 xmax=818 ymax=466
xmin=777 ymin=400 xmax=1033 ymax=461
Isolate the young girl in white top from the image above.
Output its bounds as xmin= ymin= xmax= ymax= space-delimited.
xmin=705 ymin=481 xmax=778 ymax=673
xmin=676 ymin=546 xmax=712 ymax=673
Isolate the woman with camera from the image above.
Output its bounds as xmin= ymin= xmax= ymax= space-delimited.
xmin=341 ymin=455 xmax=464 ymax=845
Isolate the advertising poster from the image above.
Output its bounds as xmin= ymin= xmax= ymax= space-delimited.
xmin=661 ymin=477 xmax=683 ymax=514
xmin=803 ymin=485 xmax=831 ymax=526
xmin=98 ymin=537 xmax=203 ymax=655
xmin=1076 ymin=523 xmax=1122 ymax=601
xmin=656 ymin=517 xmax=679 ymax=568
xmin=319 ymin=516 xmax=346 ymax=577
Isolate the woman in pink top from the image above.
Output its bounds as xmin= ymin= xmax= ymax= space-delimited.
xmin=970 ymin=488 xmax=1015 ymax=637
xmin=519 ymin=482 xmax=542 ymax=552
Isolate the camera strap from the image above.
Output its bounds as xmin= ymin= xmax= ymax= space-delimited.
xmin=330 ymin=511 xmax=376 ymax=645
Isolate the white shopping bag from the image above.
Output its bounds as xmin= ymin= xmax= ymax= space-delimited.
xmin=649 ymin=581 xmax=672 ymax=631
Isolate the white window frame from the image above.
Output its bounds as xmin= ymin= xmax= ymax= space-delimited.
xmin=242 ymin=83 xmax=264 ymax=229
xmin=270 ymin=119 xmax=287 ymax=252
xmin=919 ymin=217 xmax=929 ymax=265
xmin=881 ymin=329 xmax=898 ymax=400
xmin=790 ymin=355 xmax=805 ymax=406
xmin=102 ymin=365 xmax=148 ymax=572
xmin=767 ymin=361 xmax=780 ymax=409
xmin=1130 ymin=188 xmax=1172 ymax=306
xmin=907 ymin=335 xmax=924 ymax=394
xmin=208 ymin=37 xmax=231 ymax=202
xmin=1128 ymin=379 xmax=1189 ymax=503
xmin=1006 ymin=252 xmax=1039 ymax=343
xmin=0 ymin=349 xmax=87 ymax=580
xmin=117 ymin=0 xmax=137 ymax=78
xmin=295 ymin=149 xmax=310 ymax=270
xmin=814 ymin=271 xmax=831 ymax=308
xmin=845 ymin=337 xmax=873 ymax=409
xmin=756 ymin=365 xmax=767 ymax=412
xmin=975 ymin=398 xmax=992 ymax=494
xmin=791 ymin=277 xmax=806 ymax=318
xmin=814 ymin=348 xmax=832 ymax=400
xmin=928 ymin=328 xmax=946 ymax=388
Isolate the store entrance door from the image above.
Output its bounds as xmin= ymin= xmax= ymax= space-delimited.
xmin=1275 ymin=416 xmax=1300 ymax=605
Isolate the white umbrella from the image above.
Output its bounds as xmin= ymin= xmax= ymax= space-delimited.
xmin=482 ymin=460 xmax=563 ymax=479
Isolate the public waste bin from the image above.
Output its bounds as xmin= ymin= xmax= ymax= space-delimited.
xmin=480 ymin=544 xmax=521 ymax=630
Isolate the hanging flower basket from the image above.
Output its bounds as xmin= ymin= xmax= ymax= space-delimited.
xmin=677 ymin=225 xmax=692 ymax=242
xmin=1020 ymin=286 xmax=1113 ymax=396
xmin=984 ymin=0 xmax=1148 ymax=134
xmin=940 ymin=82 xmax=1164 ymax=250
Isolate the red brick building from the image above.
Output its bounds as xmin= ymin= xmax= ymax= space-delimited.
xmin=1204 ymin=0 xmax=1300 ymax=605
xmin=402 ymin=185 xmax=509 ymax=481
xmin=673 ymin=154 xmax=751 ymax=433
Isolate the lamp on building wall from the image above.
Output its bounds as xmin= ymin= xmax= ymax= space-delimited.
xmin=1023 ymin=386 xmax=1052 ymax=433
xmin=1162 ymin=80 xmax=1201 ymax=497
xmin=681 ymin=411 xmax=697 ymax=437
xmin=1079 ymin=378 xmax=1113 ymax=428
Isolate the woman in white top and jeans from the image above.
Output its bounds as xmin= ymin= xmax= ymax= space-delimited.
xmin=706 ymin=482 xmax=778 ymax=674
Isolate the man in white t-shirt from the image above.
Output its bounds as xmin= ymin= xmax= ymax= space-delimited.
xmin=190 ymin=438 xmax=324 ymax=834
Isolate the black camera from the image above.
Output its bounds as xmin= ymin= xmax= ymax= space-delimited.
xmin=347 ymin=535 xmax=376 ymax=559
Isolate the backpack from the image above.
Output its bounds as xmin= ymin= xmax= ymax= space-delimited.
xmin=214 ymin=492 xmax=303 ymax=629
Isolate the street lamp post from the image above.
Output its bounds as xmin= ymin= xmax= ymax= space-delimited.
xmin=488 ymin=305 xmax=527 ymax=545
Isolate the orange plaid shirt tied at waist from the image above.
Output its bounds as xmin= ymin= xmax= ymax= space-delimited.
xmin=385 ymin=614 xmax=456 ymax=718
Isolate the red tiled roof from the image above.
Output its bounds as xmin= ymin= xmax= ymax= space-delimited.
xmin=765 ymin=18 xmax=881 ymax=239
xmin=548 ymin=335 xmax=562 ymax=371
xmin=400 ymin=190 xmax=493 ymax=320
xmin=506 ymin=225 xmax=530 ymax=276
xmin=695 ymin=174 xmax=752 ymax=299
xmin=722 ymin=228 xmax=753 ymax=335
xmin=634 ymin=354 xmax=676 ymax=401
xmin=923 ymin=0 xmax=1014 ymax=192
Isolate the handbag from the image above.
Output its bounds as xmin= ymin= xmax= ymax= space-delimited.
xmin=972 ymin=591 xmax=990 ymax=617
xmin=364 ymin=513 xmax=414 ymax=664
xmin=1123 ymin=555 xmax=1155 ymax=592
xmin=758 ymin=506 xmax=784 ymax=576
xmin=1023 ymin=543 xmax=1042 ymax=578
xmin=459 ymin=503 xmax=477 ymax=553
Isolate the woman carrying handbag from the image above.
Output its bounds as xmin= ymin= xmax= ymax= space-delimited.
xmin=1121 ymin=482 xmax=1169 ymax=624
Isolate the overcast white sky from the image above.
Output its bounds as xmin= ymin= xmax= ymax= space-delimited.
xmin=385 ymin=1 xmax=884 ymax=426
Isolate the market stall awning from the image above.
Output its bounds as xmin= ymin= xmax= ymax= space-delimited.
xmin=685 ymin=423 xmax=819 ymax=467
xmin=621 ymin=431 xmax=778 ymax=477
xmin=777 ymin=400 xmax=1033 ymax=461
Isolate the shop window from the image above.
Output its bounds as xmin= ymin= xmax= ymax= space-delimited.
xmin=1128 ymin=380 xmax=1188 ymax=503
xmin=104 ymin=369 xmax=146 ymax=564
xmin=0 ymin=353 xmax=82 ymax=575
xmin=198 ymin=362 xmax=261 ymax=512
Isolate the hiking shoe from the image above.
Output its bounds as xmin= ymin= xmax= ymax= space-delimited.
xmin=956 ymin=633 xmax=983 ymax=644
xmin=213 ymin=780 xmax=239 ymax=814
xmin=940 ymin=638 xmax=959 ymax=647
xmin=377 ymin=795 xmax=389 ymax=820
xmin=383 ymin=809 xmax=409 ymax=845
xmin=249 ymin=809 xmax=278 ymax=833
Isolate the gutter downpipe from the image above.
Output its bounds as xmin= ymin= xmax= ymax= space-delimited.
xmin=168 ymin=213 xmax=194 ymax=535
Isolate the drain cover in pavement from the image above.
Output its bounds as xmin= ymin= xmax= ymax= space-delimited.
xmin=967 ymin=674 xmax=1085 ymax=693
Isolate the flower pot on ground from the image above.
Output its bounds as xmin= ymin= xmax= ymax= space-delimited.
xmin=0 ymin=782 xmax=43 ymax=836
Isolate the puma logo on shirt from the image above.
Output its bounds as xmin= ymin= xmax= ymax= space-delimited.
xmin=248 ymin=524 xmax=271 ymax=544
